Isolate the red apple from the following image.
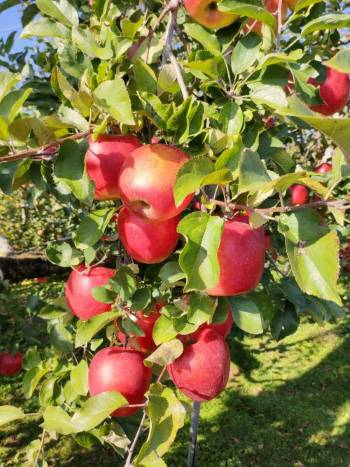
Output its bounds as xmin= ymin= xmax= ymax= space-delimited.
xmin=35 ymin=276 xmax=48 ymax=283
xmin=85 ymin=134 xmax=142 ymax=201
xmin=180 ymin=307 xmax=234 ymax=343
xmin=119 ymin=144 xmax=193 ymax=222
xmin=168 ymin=328 xmax=230 ymax=402
xmin=117 ymin=310 xmax=161 ymax=354
xmin=205 ymin=219 xmax=265 ymax=296
xmin=183 ymin=0 xmax=238 ymax=29
xmin=88 ymin=347 xmax=152 ymax=417
xmin=289 ymin=184 xmax=309 ymax=205
xmin=117 ymin=207 xmax=179 ymax=264
xmin=308 ymin=67 xmax=350 ymax=116
xmin=0 ymin=352 xmax=23 ymax=376
xmin=65 ymin=265 xmax=115 ymax=320
xmin=315 ymin=163 xmax=332 ymax=174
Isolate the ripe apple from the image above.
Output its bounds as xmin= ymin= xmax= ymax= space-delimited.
xmin=168 ymin=328 xmax=230 ymax=402
xmin=85 ymin=134 xmax=142 ymax=200
xmin=118 ymin=144 xmax=194 ymax=222
xmin=308 ymin=67 xmax=350 ymax=116
xmin=180 ymin=307 xmax=234 ymax=343
xmin=315 ymin=163 xmax=332 ymax=174
xmin=88 ymin=347 xmax=152 ymax=417
xmin=289 ymin=184 xmax=309 ymax=205
xmin=205 ymin=218 xmax=265 ymax=296
xmin=65 ymin=265 xmax=115 ymax=320
xmin=183 ymin=0 xmax=238 ymax=30
xmin=0 ymin=352 xmax=23 ymax=376
xmin=117 ymin=207 xmax=179 ymax=264
xmin=117 ymin=310 xmax=161 ymax=354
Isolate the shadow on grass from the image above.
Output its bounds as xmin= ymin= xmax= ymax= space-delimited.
xmin=166 ymin=329 xmax=350 ymax=467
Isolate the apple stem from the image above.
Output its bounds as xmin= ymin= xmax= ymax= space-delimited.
xmin=187 ymin=401 xmax=201 ymax=467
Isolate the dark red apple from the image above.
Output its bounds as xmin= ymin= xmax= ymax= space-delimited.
xmin=117 ymin=310 xmax=161 ymax=354
xmin=168 ymin=328 xmax=230 ymax=402
xmin=88 ymin=347 xmax=152 ymax=417
xmin=65 ymin=265 xmax=115 ymax=320
xmin=289 ymin=184 xmax=309 ymax=205
xmin=85 ymin=134 xmax=142 ymax=200
xmin=308 ymin=67 xmax=350 ymax=116
xmin=118 ymin=144 xmax=193 ymax=222
xmin=205 ymin=219 xmax=265 ymax=296
xmin=117 ymin=207 xmax=179 ymax=264
xmin=315 ymin=163 xmax=332 ymax=174
xmin=0 ymin=352 xmax=23 ymax=376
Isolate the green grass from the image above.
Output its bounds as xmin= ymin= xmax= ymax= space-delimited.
xmin=1 ymin=281 xmax=350 ymax=466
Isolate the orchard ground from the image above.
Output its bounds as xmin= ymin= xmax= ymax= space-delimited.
xmin=0 ymin=277 xmax=350 ymax=466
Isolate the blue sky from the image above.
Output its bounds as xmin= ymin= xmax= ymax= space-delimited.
xmin=0 ymin=5 xmax=32 ymax=52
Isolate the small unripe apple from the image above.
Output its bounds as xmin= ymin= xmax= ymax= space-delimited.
xmin=308 ymin=67 xmax=350 ymax=116
xmin=88 ymin=347 xmax=152 ymax=417
xmin=117 ymin=310 xmax=161 ymax=354
xmin=289 ymin=184 xmax=309 ymax=205
xmin=65 ymin=265 xmax=115 ymax=320
xmin=117 ymin=207 xmax=179 ymax=264
xmin=119 ymin=144 xmax=193 ymax=222
xmin=315 ymin=163 xmax=332 ymax=174
xmin=183 ymin=0 xmax=238 ymax=30
xmin=168 ymin=328 xmax=230 ymax=402
xmin=205 ymin=218 xmax=265 ymax=296
xmin=0 ymin=352 xmax=23 ymax=376
xmin=85 ymin=135 xmax=142 ymax=201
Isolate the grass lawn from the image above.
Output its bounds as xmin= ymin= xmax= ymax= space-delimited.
xmin=0 ymin=279 xmax=349 ymax=466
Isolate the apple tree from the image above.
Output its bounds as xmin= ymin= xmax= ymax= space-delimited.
xmin=1 ymin=0 xmax=350 ymax=465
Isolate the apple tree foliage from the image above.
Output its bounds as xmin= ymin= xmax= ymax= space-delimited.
xmin=1 ymin=0 xmax=350 ymax=464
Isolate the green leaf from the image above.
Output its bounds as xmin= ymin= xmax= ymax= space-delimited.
xmin=130 ymin=288 xmax=152 ymax=311
xmin=75 ymin=311 xmax=119 ymax=348
xmin=159 ymin=262 xmax=186 ymax=288
xmin=279 ymin=211 xmax=341 ymax=305
xmin=91 ymin=285 xmax=115 ymax=304
xmin=75 ymin=208 xmax=116 ymax=249
xmin=0 ymin=406 xmax=25 ymax=427
xmin=178 ymin=212 xmax=224 ymax=291
xmin=134 ymin=59 xmax=157 ymax=94
xmin=46 ymin=242 xmax=82 ymax=267
xmin=39 ymin=377 xmax=57 ymax=407
xmin=219 ymin=0 xmax=276 ymax=28
xmin=72 ymin=26 xmax=113 ymax=59
xmin=54 ymin=140 xmax=94 ymax=204
xmin=94 ymin=79 xmax=134 ymax=125
xmin=21 ymin=18 xmax=69 ymax=39
xmin=167 ymin=97 xmax=204 ymax=144
xmin=231 ymin=33 xmax=261 ymax=75
xmin=145 ymin=339 xmax=183 ymax=367
xmin=43 ymin=406 xmax=79 ymax=435
xmin=219 ymin=102 xmax=244 ymax=136
xmin=0 ymin=71 xmax=20 ymax=102
xmin=58 ymin=45 xmax=91 ymax=79
xmin=152 ymin=314 xmax=178 ymax=345
xmin=71 ymin=392 xmax=127 ymax=432
xmin=249 ymin=83 xmax=287 ymax=109
xmin=238 ymin=148 xmax=271 ymax=193
xmin=271 ymin=305 xmax=299 ymax=341
xmin=174 ymin=156 xmax=214 ymax=206
xmin=180 ymin=292 xmax=216 ymax=334
xmin=0 ymin=89 xmax=32 ymax=124
xmin=23 ymin=366 xmax=49 ymax=399
xmin=302 ymin=14 xmax=350 ymax=36
xmin=56 ymin=68 xmax=90 ymax=116
xmin=229 ymin=296 xmax=266 ymax=335
xmin=183 ymin=23 xmax=221 ymax=55
xmin=36 ymin=0 xmax=79 ymax=27
xmin=135 ymin=385 xmax=186 ymax=466
xmin=277 ymin=96 xmax=350 ymax=164
xmin=57 ymin=105 xmax=89 ymax=132
xmin=158 ymin=64 xmax=180 ymax=95
xmin=257 ymin=50 xmax=304 ymax=70
xmin=109 ymin=267 xmax=137 ymax=301
xmin=325 ymin=49 xmax=350 ymax=74
xmin=50 ymin=321 xmax=73 ymax=353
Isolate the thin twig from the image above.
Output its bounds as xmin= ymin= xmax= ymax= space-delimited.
xmin=276 ymin=0 xmax=283 ymax=51
xmin=124 ymin=410 xmax=147 ymax=467
xmin=33 ymin=429 xmax=46 ymax=467
xmin=0 ymin=131 xmax=90 ymax=164
xmin=170 ymin=53 xmax=189 ymax=99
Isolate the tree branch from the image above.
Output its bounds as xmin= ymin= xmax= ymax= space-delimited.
xmin=0 ymin=131 xmax=90 ymax=164
xmin=124 ymin=410 xmax=147 ymax=467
